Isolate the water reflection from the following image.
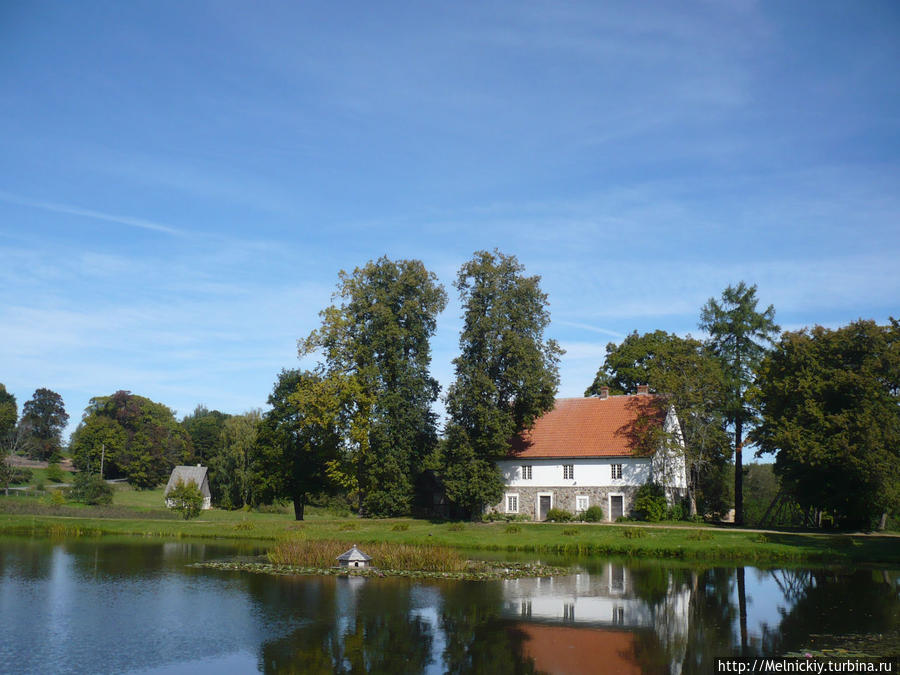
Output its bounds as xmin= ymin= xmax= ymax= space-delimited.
xmin=0 ymin=537 xmax=897 ymax=674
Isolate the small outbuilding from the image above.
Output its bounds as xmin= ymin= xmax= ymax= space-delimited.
xmin=337 ymin=545 xmax=373 ymax=569
xmin=164 ymin=465 xmax=212 ymax=510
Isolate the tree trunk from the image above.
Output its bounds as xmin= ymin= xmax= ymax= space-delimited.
xmin=878 ymin=512 xmax=887 ymax=531
xmin=293 ymin=494 xmax=305 ymax=521
xmin=688 ymin=465 xmax=698 ymax=517
xmin=734 ymin=420 xmax=744 ymax=526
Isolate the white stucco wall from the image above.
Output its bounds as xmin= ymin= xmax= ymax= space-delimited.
xmin=496 ymin=457 xmax=652 ymax=488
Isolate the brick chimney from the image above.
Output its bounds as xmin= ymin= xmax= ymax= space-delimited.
xmin=599 ymin=386 xmax=609 ymax=399
xmin=636 ymin=385 xmax=649 ymax=396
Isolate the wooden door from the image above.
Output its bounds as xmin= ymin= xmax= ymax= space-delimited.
xmin=539 ymin=495 xmax=551 ymax=521
xmin=610 ymin=495 xmax=624 ymax=520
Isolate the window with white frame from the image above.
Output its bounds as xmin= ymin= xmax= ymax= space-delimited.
xmin=575 ymin=495 xmax=589 ymax=513
xmin=611 ymin=463 xmax=623 ymax=480
xmin=521 ymin=465 xmax=532 ymax=480
xmin=506 ymin=494 xmax=519 ymax=513
xmin=563 ymin=464 xmax=574 ymax=480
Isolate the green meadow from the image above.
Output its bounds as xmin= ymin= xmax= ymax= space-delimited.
xmin=1 ymin=484 xmax=898 ymax=566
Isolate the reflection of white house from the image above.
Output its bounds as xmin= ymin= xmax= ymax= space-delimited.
xmin=501 ymin=565 xmax=691 ymax=675
xmin=492 ymin=388 xmax=688 ymax=521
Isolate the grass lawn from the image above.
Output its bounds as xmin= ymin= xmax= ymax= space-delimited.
xmin=1 ymin=483 xmax=898 ymax=565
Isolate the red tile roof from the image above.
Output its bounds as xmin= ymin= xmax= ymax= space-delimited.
xmin=509 ymin=395 xmax=666 ymax=459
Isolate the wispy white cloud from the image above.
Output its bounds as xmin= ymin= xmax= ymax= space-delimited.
xmin=0 ymin=190 xmax=184 ymax=236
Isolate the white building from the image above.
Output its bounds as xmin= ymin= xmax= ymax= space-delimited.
xmin=492 ymin=387 xmax=687 ymax=521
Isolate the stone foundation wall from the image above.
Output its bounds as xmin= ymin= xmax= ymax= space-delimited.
xmin=491 ymin=485 xmax=643 ymax=521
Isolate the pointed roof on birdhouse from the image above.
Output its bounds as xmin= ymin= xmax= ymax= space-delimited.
xmin=336 ymin=545 xmax=372 ymax=563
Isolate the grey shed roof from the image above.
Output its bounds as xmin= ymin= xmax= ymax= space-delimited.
xmin=337 ymin=545 xmax=372 ymax=562
xmin=164 ymin=465 xmax=209 ymax=496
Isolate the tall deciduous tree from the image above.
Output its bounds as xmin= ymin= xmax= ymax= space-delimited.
xmin=181 ymin=405 xmax=231 ymax=464
xmin=0 ymin=384 xmax=17 ymax=494
xmin=19 ymin=388 xmax=68 ymax=461
xmin=255 ymin=369 xmax=361 ymax=520
xmin=69 ymin=391 xmax=192 ymax=488
xmin=585 ymin=330 xmax=730 ymax=516
xmin=753 ymin=319 xmax=900 ymax=529
xmin=441 ymin=250 xmax=563 ymax=517
xmin=301 ymin=257 xmax=447 ymax=516
xmin=209 ymin=410 xmax=261 ymax=509
xmin=699 ymin=282 xmax=779 ymax=526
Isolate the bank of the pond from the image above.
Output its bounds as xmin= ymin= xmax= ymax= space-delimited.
xmin=193 ymin=559 xmax=567 ymax=581
xmin=2 ymin=511 xmax=898 ymax=565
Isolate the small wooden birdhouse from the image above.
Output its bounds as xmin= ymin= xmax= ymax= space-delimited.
xmin=336 ymin=545 xmax=373 ymax=569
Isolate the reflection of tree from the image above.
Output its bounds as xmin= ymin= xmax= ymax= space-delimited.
xmin=758 ymin=569 xmax=900 ymax=657
xmin=680 ymin=568 xmax=740 ymax=674
xmin=259 ymin=577 xmax=434 ymax=675
xmin=439 ymin=582 xmax=544 ymax=675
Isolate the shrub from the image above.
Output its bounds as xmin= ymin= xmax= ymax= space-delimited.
xmin=633 ymin=483 xmax=667 ymax=522
xmin=33 ymin=478 xmax=46 ymax=492
xmin=46 ymin=463 xmax=65 ymax=483
xmin=582 ymin=505 xmax=604 ymax=522
xmin=391 ymin=523 xmax=409 ymax=532
xmin=622 ymin=528 xmax=646 ymax=539
xmin=166 ymin=479 xmax=203 ymax=519
xmin=667 ymin=503 xmax=684 ymax=521
xmin=233 ymin=520 xmax=255 ymax=531
xmin=562 ymin=527 xmax=579 ymax=536
xmin=68 ymin=472 xmax=114 ymax=505
xmin=545 ymin=508 xmax=573 ymax=523
xmin=47 ymin=490 xmax=66 ymax=506
xmin=504 ymin=524 xmax=521 ymax=534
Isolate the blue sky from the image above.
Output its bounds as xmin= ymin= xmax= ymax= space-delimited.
xmin=1 ymin=1 xmax=898 ymax=438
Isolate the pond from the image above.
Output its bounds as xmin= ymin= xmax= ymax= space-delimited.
xmin=1 ymin=537 xmax=897 ymax=674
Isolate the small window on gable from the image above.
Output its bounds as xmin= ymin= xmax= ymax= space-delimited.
xmin=521 ymin=465 xmax=532 ymax=480
xmin=506 ymin=494 xmax=519 ymax=513
xmin=563 ymin=465 xmax=574 ymax=480
xmin=611 ymin=463 xmax=623 ymax=480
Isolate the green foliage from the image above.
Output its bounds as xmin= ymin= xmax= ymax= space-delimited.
xmin=167 ymin=478 xmax=203 ymax=520
xmin=562 ymin=527 xmax=578 ymax=536
xmin=753 ymin=319 xmax=900 ymax=529
xmin=442 ymin=250 xmax=562 ymax=517
xmin=69 ymin=391 xmax=192 ymax=489
xmin=584 ymin=330 xmax=730 ymax=515
xmin=48 ymin=489 xmax=66 ymax=506
xmin=68 ymin=472 xmax=114 ymax=505
xmin=504 ymin=524 xmax=521 ymax=534
xmin=633 ymin=483 xmax=668 ymax=522
xmin=700 ymin=282 xmax=779 ymax=526
xmin=181 ymin=405 xmax=231 ymax=464
xmin=208 ymin=410 xmax=261 ymax=509
xmin=255 ymin=369 xmax=354 ymax=520
xmin=622 ymin=528 xmax=646 ymax=539
xmin=582 ymin=505 xmax=605 ymax=522
xmin=46 ymin=462 xmax=64 ymax=483
xmin=544 ymin=508 xmax=573 ymax=522
xmin=301 ymin=257 xmax=448 ymax=517
xmin=0 ymin=384 xmax=17 ymax=439
xmin=19 ymin=388 xmax=68 ymax=461
xmin=9 ymin=467 xmax=32 ymax=484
